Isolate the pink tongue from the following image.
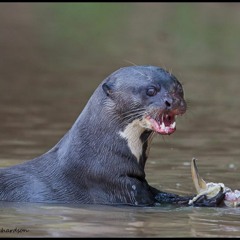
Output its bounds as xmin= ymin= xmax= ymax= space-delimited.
xmin=149 ymin=118 xmax=161 ymax=132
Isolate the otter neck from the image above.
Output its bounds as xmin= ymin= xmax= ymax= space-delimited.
xmin=61 ymin=87 xmax=153 ymax=170
xmin=119 ymin=119 xmax=154 ymax=168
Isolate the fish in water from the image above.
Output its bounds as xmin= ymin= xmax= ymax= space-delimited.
xmin=189 ymin=158 xmax=240 ymax=207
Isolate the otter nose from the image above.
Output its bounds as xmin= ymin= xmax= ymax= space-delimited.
xmin=164 ymin=97 xmax=187 ymax=114
xmin=164 ymin=97 xmax=173 ymax=109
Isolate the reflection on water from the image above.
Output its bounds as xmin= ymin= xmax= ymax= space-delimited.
xmin=0 ymin=2 xmax=240 ymax=237
xmin=189 ymin=207 xmax=240 ymax=237
xmin=1 ymin=202 xmax=240 ymax=237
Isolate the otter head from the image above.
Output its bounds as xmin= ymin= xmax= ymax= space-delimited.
xmin=101 ymin=65 xmax=187 ymax=164
xmin=102 ymin=66 xmax=186 ymax=134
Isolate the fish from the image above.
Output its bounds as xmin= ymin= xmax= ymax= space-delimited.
xmin=189 ymin=158 xmax=240 ymax=207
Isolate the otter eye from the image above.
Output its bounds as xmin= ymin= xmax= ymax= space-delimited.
xmin=146 ymin=87 xmax=158 ymax=97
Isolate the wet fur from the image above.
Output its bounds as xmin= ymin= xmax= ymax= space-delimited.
xmin=0 ymin=66 xmax=190 ymax=206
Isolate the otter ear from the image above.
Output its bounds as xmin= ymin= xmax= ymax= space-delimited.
xmin=102 ymin=82 xmax=113 ymax=97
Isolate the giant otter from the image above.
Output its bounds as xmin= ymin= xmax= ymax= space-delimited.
xmin=0 ymin=66 xmax=224 ymax=206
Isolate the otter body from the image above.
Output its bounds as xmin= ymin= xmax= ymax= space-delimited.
xmin=0 ymin=66 xmax=215 ymax=206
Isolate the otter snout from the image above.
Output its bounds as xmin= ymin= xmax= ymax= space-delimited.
xmin=163 ymin=96 xmax=187 ymax=115
xmin=164 ymin=97 xmax=173 ymax=110
xmin=164 ymin=97 xmax=172 ymax=109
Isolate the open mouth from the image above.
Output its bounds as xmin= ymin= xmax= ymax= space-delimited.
xmin=146 ymin=113 xmax=176 ymax=135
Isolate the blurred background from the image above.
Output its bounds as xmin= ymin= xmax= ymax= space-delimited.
xmin=0 ymin=2 xmax=240 ymax=193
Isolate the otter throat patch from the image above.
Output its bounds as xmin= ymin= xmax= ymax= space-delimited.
xmin=119 ymin=119 xmax=145 ymax=161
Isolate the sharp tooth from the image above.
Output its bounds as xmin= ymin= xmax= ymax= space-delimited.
xmin=161 ymin=114 xmax=164 ymax=122
xmin=171 ymin=122 xmax=176 ymax=128
xmin=161 ymin=121 xmax=165 ymax=129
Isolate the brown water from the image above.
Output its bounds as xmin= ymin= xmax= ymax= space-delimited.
xmin=0 ymin=3 xmax=240 ymax=237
